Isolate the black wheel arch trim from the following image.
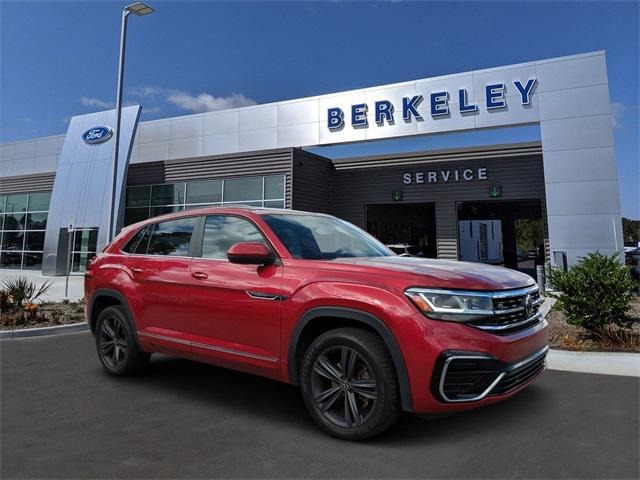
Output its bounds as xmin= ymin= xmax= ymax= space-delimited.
xmin=288 ymin=306 xmax=414 ymax=412
xmin=88 ymin=289 xmax=142 ymax=349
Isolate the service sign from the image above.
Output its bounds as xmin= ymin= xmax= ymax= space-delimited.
xmin=327 ymin=79 xmax=537 ymax=130
xmin=82 ymin=126 xmax=113 ymax=144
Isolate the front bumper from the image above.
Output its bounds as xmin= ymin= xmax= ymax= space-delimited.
xmin=431 ymin=345 xmax=549 ymax=403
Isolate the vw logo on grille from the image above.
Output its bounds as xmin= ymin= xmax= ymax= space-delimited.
xmin=524 ymin=294 xmax=534 ymax=317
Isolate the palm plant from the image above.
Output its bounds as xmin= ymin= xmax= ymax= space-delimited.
xmin=1 ymin=276 xmax=54 ymax=312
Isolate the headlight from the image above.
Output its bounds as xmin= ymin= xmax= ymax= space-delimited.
xmin=405 ymin=288 xmax=494 ymax=322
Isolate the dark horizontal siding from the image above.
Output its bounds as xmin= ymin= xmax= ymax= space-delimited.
xmin=0 ymin=173 xmax=56 ymax=194
xmin=292 ymin=149 xmax=334 ymax=214
xmin=126 ymin=149 xmax=294 ymax=208
xmin=333 ymin=142 xmax=542 ymax=171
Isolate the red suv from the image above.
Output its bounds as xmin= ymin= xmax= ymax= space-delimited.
xmin=85 ymin=207 xmax=548 ymax=440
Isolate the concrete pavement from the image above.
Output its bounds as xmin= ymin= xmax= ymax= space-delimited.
xmin=2 ymin=331 xmax=638 ymax=479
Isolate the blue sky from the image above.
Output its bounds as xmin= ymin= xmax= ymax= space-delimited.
xmin=1 ymin=1 xmax=638 ymax=217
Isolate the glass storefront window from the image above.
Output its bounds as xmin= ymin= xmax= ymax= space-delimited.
xmin=21 ymin=252 xmax=43 ymax=270
xmin=126 ymin=186 xmax=151 ymax=207
xmin=27 ymin=212 xmax=47 ymax=230
xmin=123 ymin=175 xmax=287 ymax=227
xmin=264 ymin=200 xmax=285 ymax=209
xmin=264 ymin=176 xmax=285 ymax=200
xmin=1 ymin=231 xmax=24 ymax=250
xmin=3 ymin=213 xmax=25 ymax=230
xmin=223 ymin=177 xmax=263 ymax=202
xmin=25 ymin=231 xmax=45 ymax=251
xmin=5 ymin=194 xmax=28 ymax=213
xmin=27 ymin=192 xmax=51 ymax=211
xmin=0 ymin=191 xmax=50 ymax=270
xmin=151 ymin=183 xmax=185 ymax=206
xmin=186 ymin=180 xmax=222 ymax=204
xmin=124 ymin=207 xmax=149 ymax=226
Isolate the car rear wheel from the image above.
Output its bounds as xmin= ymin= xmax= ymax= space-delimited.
xmin=94 ymin=305 xmax=150 ymax=375
xmin=299 ymin=327 xmax=401 ymax=440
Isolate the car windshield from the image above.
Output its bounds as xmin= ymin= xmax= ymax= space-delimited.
xmin=262 ymin=214 xmax=394 ymax=260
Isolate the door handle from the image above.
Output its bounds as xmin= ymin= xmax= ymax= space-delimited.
xmin=191 ymin=271 xmax=208 ymax=280
xmin=131 ymin=267 xmax=144 ymax=273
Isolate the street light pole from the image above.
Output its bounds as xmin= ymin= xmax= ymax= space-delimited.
xmin=108 ymin=2 xmax=155 ymax=242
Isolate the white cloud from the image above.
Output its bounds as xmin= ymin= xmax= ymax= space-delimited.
xmin=80 ymin=97 xmax=114 ymax=109
xmin=165 ymin=91 xmax=256 ymax=113
xmin=611 ymin=101 xmax=625 ymax=130
xmin=129 ymin=85 xmax=256 ymax=113
xmin=129 ymin=86 xmax=163 ymax=98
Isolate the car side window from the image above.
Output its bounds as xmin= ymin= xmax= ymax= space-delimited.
xmin=146 ymin=218 xmax=196 ymax=256
xmin=122 ymin=225 xmax=149 ymax=254
xmin=201 ymin=215 xmax=265 ymax=260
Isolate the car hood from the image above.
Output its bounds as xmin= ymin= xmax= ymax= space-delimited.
xmin=332 ymin=256 xmax=535 ymax=291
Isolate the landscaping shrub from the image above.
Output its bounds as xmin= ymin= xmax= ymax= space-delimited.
xmin=1 ymin=276 xmax=53 ymax=312
xmin=550 ymin=252 xmax=636 ymax=333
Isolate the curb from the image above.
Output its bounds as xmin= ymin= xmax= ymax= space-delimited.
xmin=547 ymin=349 xmax=639 ymax=377
xmin=0 ymin=322 xmax=88 ymax=339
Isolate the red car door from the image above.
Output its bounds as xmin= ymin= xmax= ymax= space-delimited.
xmin=188 ymin=214 xmax=284 ymax=377
xmin=123 ymin=217 xmax=197 ymax=349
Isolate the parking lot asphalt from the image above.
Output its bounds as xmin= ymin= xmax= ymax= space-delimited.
xmin=2 ymin=332 xmax=638 ymax=479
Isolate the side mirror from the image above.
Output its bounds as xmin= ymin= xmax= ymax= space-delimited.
xmin=227 ymin=242 xmax=275 ymax=265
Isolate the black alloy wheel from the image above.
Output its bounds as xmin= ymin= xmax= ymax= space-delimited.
xmin=311 ymin=346 xmax=378 ymax=428
xmin=300 ymin=327 xmax=401 ymax=440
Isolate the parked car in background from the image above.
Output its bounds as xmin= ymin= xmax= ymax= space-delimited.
xmin=85 ymin=207 xmax=547 ymax=440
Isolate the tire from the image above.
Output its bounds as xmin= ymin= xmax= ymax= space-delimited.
xmin=299 ymin=327 xmax=401 ymax=440
xmin=94 ymin=305 xmax=150 ymax=375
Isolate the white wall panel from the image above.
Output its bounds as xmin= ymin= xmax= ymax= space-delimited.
xmin=543 ymin=147 xmax=618 ymax=183
xmin=170 ymin=115 xmax=203 ymax=140
xmin=239 ymin=105 xmax=277 ymax=131
xmin=239 ymin=128 xmax=277 ymax=151
xmin=203 ymin=110 xmax=239 ymax=135
xmin=539 ymin=84 xmax=611 ymax=121
xmin=545 ymin=180 xmax=621 ymax=215
xmin=277 ymin=123 xmax=319 ymax=148
xmin=202 ymin=133 xmax=239 ymax=156
xmin=547 ymin=214 xmax=622 ymax=249
xmin=138 ymin=140 xmax=169 ymax=162
xmin=277 ymin=100 xmax=319 ymax=127
xmin=540 ymin=114 xmax=614 ymax=151
xmin=536 ymin=54 xmax=607 ymax=92
xmin=169 ymin=137 xmax=202 ymax=159
xmin=137 ymin=120 xmax=170 ymax=143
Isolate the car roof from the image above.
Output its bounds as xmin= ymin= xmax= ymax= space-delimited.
xmin=125 ymin=205 xmax=334 ymax=230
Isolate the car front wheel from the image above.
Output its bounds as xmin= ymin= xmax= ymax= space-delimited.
xmin=299 ymin=327 xmax=401 ymax=440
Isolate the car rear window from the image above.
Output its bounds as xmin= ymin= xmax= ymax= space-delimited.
xmin=122 ymin=218 xmax=196 ymax=256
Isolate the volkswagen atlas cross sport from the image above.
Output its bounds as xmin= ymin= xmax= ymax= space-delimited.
xmin=85 ymin=206 xmax=548 ymax=440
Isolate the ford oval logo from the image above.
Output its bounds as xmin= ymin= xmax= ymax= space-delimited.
xmin=82 ymin=126 xmax=113 ymax=144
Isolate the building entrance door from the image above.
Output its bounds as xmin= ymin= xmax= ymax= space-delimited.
xmin=365 ymin=203 xmax=436 ymax=258
xmin=457 ymin=200 xmax=545 ymax=276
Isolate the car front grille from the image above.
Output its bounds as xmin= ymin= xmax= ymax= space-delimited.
xmin=433 ymin=346 xmax=549 ymax=403
xmin=469 ymin=287 xmax=543 ymax=335
xmin=491 ymin=349 xmax=547 ymax=395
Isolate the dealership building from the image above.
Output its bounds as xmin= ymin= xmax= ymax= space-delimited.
xmin=0 ymin=51 xmax=624 ymax=275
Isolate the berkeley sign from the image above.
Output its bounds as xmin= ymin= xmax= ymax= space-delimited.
xmin=327 ymin=79 xmax=537 ymax=130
